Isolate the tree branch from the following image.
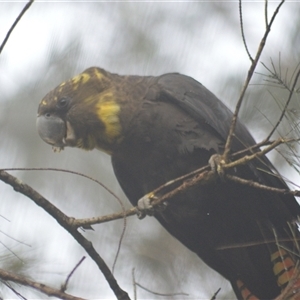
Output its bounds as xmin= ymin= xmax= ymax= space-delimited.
xmin=0 ymin=170 xmax=130 ymax=300
xmin=3 ymin=137 xmax=296 ymax=230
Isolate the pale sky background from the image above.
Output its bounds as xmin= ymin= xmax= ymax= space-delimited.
xmin=0 ymin=2 xmax=299 ymax=299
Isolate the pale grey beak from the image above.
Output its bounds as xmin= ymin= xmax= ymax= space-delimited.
xmin=36 ymin=114 xmax=66 ymax=148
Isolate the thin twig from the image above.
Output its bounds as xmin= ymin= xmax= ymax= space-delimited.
xmin=2 ymin=281 xmax=27 ymax=300
xmin=217 ymin=235 xmax=300 ymax=250
xmin=225 ymin=174 xmax=300 ymax=197
xmin=0 ymin=268 xmax=85 ymax=300
xmin=224 ymin=138 xmax=286 ymax=170
xmin=210 ymin=288 xmax=221 ymax=300
xmin=135 ymin=282 xmax=188 ymax=297
xmin=61 ymin=256 xmax=86 ymax=293
xmin=112 ymin=220 xmax=126 ymax=274
xmin=0 ymin=0 xmax=34 ymax=54
xmin=223 ymin=0 xmax=285 ymax=161
xmin=2 ymin=168 xmax=123 ymax=208
xmin=132 ymin=268 xmax=137 ymax=300
xmin=0 ymin=229 xmax=31 ymax=247
xmin=239 ymin=0 xmax=253 ymax=62
xmin=264 ymin=0 xmax=268 ymax=29
xmin=260 ymin=58 xmax=292 ymax=91
xmin=0 ymin=240 xmax=24 ymax=263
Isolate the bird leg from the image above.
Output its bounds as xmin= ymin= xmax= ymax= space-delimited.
xmin=209 ymin=154 xmax=226 ymax=180
xmin=137 ymin=192 xmax=168 ymax=219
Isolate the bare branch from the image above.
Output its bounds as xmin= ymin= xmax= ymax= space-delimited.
xmin=0 ymin=0 xmax=34 ymax=55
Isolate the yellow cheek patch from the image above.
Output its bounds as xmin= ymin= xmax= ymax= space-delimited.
xmin=96 ymin=92 xmax=121 ymax=142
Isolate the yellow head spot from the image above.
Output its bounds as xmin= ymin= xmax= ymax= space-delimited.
xmin=72 ymin=73 xmax=91 ymax=85
xmin=70 ymin=73 xmax=91 ymax=91
xmin=57 ymin=82 xmax=66 ymax=93
xmin=94 ymin=68 xmax=104 ymax=80
xmin=41 ymin=99 xmax=47 ymax=106
xmin=96 ymin=91 xmax=121 ymax=142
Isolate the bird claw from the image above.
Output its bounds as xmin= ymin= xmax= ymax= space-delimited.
xmin=209 ymin=154 xmax=225 ymax=179
xmin=137 ymin=193 xmax=167 ymax=219
xmin=52 ymin=146 xmax=64 ymax=152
